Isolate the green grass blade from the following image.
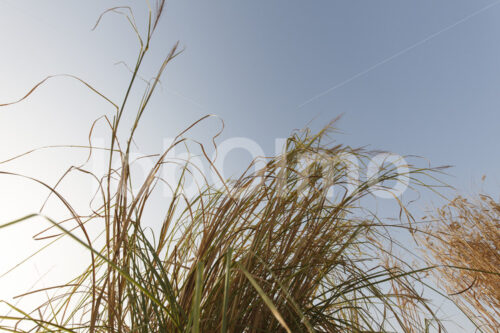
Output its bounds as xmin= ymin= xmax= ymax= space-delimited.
xmin=221 ymin=248 xmax=232 ymax=333
xmin=237 ymin=263 xmax=291 ymax=333
xmin=192 ymin=261 xmax=204 ymax=333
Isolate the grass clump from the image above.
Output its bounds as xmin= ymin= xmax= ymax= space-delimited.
xmin=419 ymin=194 xmax=500 ymax=332
xmin=0 ymin=2 xmax=458 ymax=332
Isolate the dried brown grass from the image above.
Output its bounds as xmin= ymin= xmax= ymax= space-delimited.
xmin=419 ymin=194 xmax=500 ymax=332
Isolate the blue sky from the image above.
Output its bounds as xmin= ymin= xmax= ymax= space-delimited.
xmin=2 ymin=0 xmax=499 ymax=194
xmin=1 ymin=1 xmax=499 ymax=330
xmin=162 ymin=0 xmax=500 ymax=189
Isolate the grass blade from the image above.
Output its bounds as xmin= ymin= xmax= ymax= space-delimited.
xmin=192 ymin=261 xmax=204 ymax=333
xmin=221 ymin=248 xmax=232 ymax=333
xmin=237 ymin=263 xmax=291 ymax=333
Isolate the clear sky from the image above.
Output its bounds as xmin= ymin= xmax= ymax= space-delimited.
xmin=1 ymin=1 xmax=499 ymax=331
xmin=2 ymin=0 xmax=500 ymax=191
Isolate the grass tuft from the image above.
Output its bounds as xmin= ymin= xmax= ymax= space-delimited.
xmin=0 ymin=3 xmax=485 ymax=333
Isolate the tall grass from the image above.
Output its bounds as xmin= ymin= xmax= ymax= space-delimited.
xmin=0 ymin=2 xmax=458 ymax=332
xmin=419 ymin=194 xmax=500 ymax=332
